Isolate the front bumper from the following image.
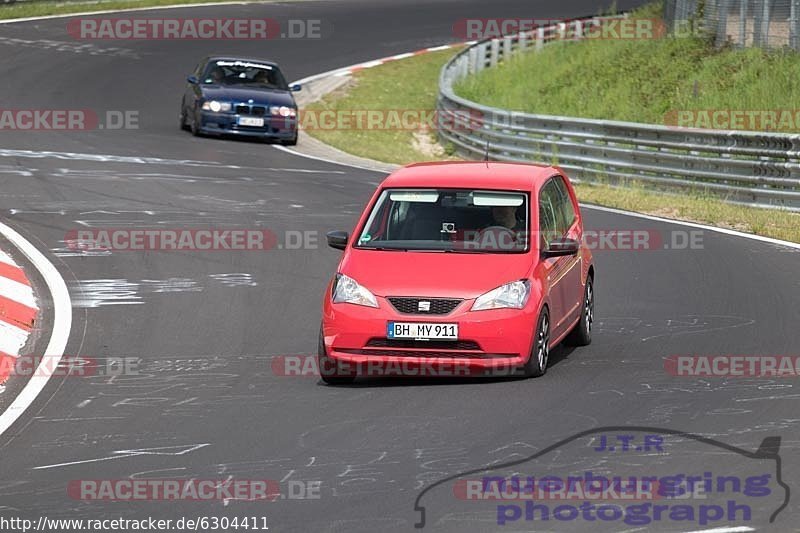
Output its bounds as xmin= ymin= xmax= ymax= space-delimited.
xmin=197 ymin=111 xmax=297 ymax=139
xmin=321 ymin=295 xmax=539 ymax=377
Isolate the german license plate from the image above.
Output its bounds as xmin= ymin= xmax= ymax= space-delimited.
xmin=238 ymin=116 xmax=264 ymax=127
xmin=387 ymin=322 xmax=458 ymax=340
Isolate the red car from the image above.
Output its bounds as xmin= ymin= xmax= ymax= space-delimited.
xmin=320 ymin=162 xmax=593 ymax=384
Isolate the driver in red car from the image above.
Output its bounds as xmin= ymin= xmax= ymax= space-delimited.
xmin=490 ymin=205 xmax=524 ymax=231
xmin=477 ymin=205 xmax=525 ymax=251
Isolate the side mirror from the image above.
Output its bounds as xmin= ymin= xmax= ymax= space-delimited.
xmin=289 ymin=83 xmax=302 ymax=92
xmin=327 ymin=230 xmax=348 ymax=250
xmin=542 ymin=237 xmax=579 ymax=258
xmin=187 ymin=75 xmax=199 ymax=85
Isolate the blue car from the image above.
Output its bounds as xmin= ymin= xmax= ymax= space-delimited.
xmin=180 ymin=56 xmax=301 ymax=145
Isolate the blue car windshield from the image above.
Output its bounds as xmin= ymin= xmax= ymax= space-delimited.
xmin=201 ymin=60 xmax=288 ymax=90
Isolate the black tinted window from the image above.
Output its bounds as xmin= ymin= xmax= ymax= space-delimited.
xmin=538 ymin=181 xmax=560 ymax=249
xmin=552 ymin=176 xmax=576 ymax=233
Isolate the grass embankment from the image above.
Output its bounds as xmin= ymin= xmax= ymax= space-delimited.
xmin=0 ymin=0 xmax=256 ymax=20
xmin=304 ymin=48 xmax=459 ymax=165
xmin=303 ymin=44 xmax=800 ymax=242
xmin=455 ymin=7 xmax=800 ymax=129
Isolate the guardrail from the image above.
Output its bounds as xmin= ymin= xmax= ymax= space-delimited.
xmin=437 ymin=16 xmax=800 ymax=209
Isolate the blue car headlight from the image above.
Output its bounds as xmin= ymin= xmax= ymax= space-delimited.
xmin=270 ymin=106 xmax=297 ymax=117
xmin=201 ymin=101 xmax=232 ymax=112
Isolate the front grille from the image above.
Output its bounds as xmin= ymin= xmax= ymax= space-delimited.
xmin=388 ymin=297 xmax=462 ymax=315
xmin=235 ymin=105 xmax=266 ymax=116
xmin=366 ymin=338 xmax=481 ymax=350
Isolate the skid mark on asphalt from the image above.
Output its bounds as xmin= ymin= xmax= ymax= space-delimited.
xmin=594 ymin=315 xmax=756 ymax=342
xmin=0 ymin=149 xmax=349 ymax=174
xmin=33 ymin=443 xmax=211 ymax=470
xmin=0 ymin=36 xmax=139 ymax=58
xmin=67 ymin=274 xmax=256 ymax=307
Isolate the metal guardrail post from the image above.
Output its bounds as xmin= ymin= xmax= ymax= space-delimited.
xmin=760 ymin=0 xmax=771 ymax=46
xmin=489 ymin=39 xmax=499 ymax=67
xmin=740 ymin=0 xmax=748 ymax=46
xmin=477 ymin=42 xmax=488 ymax=70
xmin=502 ymin=35 xmax=512 ymax=59
xmin=467 ymin=47 xmax=478 ymax=75
xmin=535 ymin=27 xmax=545 ymax=50
xmin=753 ymin=0 xmax=763 ymax=45
xmin=717 ymin=0 xmax=731 ymax=45
xmin=572 ymin=20 xmax=583 ymax=40
xmin=518 ymin=31 xmax=528 ymax=50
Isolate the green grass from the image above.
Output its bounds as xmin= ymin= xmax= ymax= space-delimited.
xmin=303 ymin=49 xmax=459 ymax=165
xmin=303 ymin=41 xmax=800 ymax=243
xmin=0 ymin=0 xmax=259 ymax=20
xmin=574 ymin=181 xmax=800 ymax=243
xmin=455 ymin=12 xmax=800 ymax=129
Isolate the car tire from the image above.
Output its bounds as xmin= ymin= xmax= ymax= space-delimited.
xmin=280 ymin=132 xmax=298 ymax=146
xmin=190 ymin=110 xmax=201 ymax=137
xmin=565 ymin=276 xmax=593 ymax=346
xmin=318 ymin=328 xmax=355 ymax=385
xmin=179 ymin=107 xmax=188 ymax=131
xmin=523 ymin=307 xmax=550 ymax=378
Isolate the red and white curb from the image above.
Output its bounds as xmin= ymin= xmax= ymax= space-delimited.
xmin=0 ymin=249 xmax=38 ymax=389
xmin=291 ymin=41 xmax=476 ymax=86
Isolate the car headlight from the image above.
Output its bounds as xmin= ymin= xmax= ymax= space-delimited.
xmin=471 ymin=280 xmax=531 ymax=311
xmin=201 ymin=101 xmax=231 ymax=112
xmin=332 ymin=274 xmax=378 ymax=308
xmin=270 ymin=106 xmax=297 ymax=117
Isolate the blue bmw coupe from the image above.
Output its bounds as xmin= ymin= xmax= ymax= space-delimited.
xmin=181 ymin=56 xmax=301 ymax=145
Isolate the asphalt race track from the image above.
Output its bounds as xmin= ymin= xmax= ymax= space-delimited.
xmin=0 ymin=1 xmax=799 ymax=531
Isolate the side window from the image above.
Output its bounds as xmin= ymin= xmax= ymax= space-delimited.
xmin=538 ymin=181 xmax=559 ymax=249
xmin=553 ymin=176 xmax=576 ymax=234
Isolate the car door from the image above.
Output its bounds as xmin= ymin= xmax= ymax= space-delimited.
xmin=552 ymin=176 xmax=583 ymax=330
xmin=538 ymin=180 xmax=566 ymax=335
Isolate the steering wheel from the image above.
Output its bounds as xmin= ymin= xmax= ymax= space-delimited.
xmin=475 ymin=226 xmax=518 ymax=250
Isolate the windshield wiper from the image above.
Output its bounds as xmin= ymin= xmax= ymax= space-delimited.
xmin=360 ymin=246 xmax=409 ymax=251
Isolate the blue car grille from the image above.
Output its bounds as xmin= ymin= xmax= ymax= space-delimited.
xmin=235 ymin=105 xmax=266 ymax=117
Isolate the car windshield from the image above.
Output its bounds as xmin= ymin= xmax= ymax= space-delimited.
xmin=201 ymin=60 xmax=289 ymax=90
xmin=356 ymin=188 xmax=530 ymax=253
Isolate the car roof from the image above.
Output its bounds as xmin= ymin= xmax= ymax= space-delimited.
xmin=380 ymin=161 xmax=560 ymax=191
xmin=206 ymin=57 xmax=280 ymax=68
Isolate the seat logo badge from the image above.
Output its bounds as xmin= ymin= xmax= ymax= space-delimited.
xmin=418 ymin=301 xmax=431 ymax=312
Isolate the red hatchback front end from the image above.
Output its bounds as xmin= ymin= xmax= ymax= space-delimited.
xmin=320 ymin=162 xmax=593 ymax=383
